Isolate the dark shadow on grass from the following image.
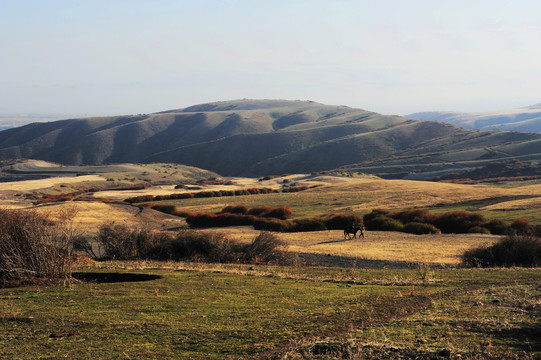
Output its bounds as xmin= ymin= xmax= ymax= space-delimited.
xmin=316 ymin=238 xmax=361 ymax=245
xmin=296 ymin=252 xmax=453 ymax=269
xmin=71 ymin=272 xmax=163 ymax=284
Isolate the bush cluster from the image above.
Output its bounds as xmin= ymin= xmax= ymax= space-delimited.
xmin=124 ymin=185 xmax=322 ymax=204
xmin=184 ymin=206 xmax=362 ymax=233
xmin=252 ymin=213 xmax=363 ymax=233
xmin=77 ymin=224 xmax=292 ymax=265
xmin=363 ymin=208 xmax=533 ymax=235
xmin=462 ymin=234 xmax=541 ymax=267
xmin=185 ymin=205 xmax=293 ymax=228
xmin=125 ymin=188 xmax=280 ymax=203
xmin=0 ymin=209 xmax=77 ymax=286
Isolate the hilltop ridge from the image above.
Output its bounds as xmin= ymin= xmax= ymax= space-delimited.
xmin=0 ymin=99 xmax=540 ymax=178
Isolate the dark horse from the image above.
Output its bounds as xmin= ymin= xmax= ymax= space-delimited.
xmin=344 ymin=225 xmax=365 ymax=239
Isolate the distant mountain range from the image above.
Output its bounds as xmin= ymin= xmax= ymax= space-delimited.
xmin=0 ymin=99 xmax=540 ymax=179
xmin=406 ymin=104 xmax=541 ymax=133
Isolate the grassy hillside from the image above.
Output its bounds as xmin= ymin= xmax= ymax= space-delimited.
xmin=2 ymin=100 xmax=541 ymax=177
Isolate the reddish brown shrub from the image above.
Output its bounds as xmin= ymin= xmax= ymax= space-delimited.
xmin=403 ymin=222 xmax=441 ymax=235
xmin=433 ymin=211 xmax=485 ymax=233
xmin=265 ymin=206 xmax=293 ymax=220
xmin=510 ymin=218 xmax=532 ymax=235
xmin=321 ymin=213 xmax=363 ymax=230
xmin=150 ymin=204 xmax=177 ymax=215
xmin=253 ymin=218 xmax=293 ymax=232
xmin=186 ymin=213 xmax=256 ymax=228
xmin=220 ymin=205 xmax=249 ymax=214
xmin=124 ymin=195 xmax=155 ymax=203
xmin=389 ymin=209 xmax=438 ymax=225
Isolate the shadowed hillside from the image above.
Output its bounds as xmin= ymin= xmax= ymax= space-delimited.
xmin=0 ymin=99 xmax=541 ymax=178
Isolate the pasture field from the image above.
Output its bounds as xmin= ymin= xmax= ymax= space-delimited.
xmin=1 ymin=165 xmax=540 ymax=358
xmin=147 ymin=178 xmax=541 ymax=224
xmin=199 ymin=227 xmax=501 ymax=267
xmin=0 ymin=263 xmax=539 ymax=359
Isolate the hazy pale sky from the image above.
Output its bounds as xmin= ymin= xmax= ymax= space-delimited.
xmin=1 ymin=0 xmax=541 ymax=117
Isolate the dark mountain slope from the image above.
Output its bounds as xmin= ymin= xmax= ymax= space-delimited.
xmin=0 ymin=99 xmax=540 ymax=178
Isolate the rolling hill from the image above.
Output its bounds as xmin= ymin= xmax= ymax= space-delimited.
xmin=406 ymin=103 xmax=541 ymax=133
xmin=0 ymin=99 xmax=541 ymax=178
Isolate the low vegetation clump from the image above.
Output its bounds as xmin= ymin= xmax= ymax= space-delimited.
xmin=124 ymin=187 xmax=282 ymax=203
xmin=364 ymin=208 xmax=532 ymax=236
xmin=433 ymin=211 xmax=485 ymax=233
xmin=77 ymin=223 xmax=292 ymax=265
xmin=0 ymin=209 xmax=77 ymax=286
xmin=367 ymin=216 xmax=405 ymax=232
xmin=461 ymin=234 xmax=541 ymax=267
xmin=184 ymin=205 xmax=294 ymax=228
xmin=183 ymin=205 xmax=365 ymax=233
xmin=403 ymin=222 xmax=441 ymax=235
xmin=319 ymin=213 xmax=363 ymax=230
xmin=247 ymin=205 xmax=293 ymax=220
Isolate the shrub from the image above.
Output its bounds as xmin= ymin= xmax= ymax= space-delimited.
xmin=186 ymin=213 xmax=256 ymax=228
xmin=150 ymin=204 xmax=177 ymax=215
xmin=483 ymin=219 xmax=509 ymax=235
xmin=0 ymin=209 xmax=77 ymax=285
xmin=433 ymin=211 xmax=485 ymax=233
xmin=247 ymin=206 xmax=273 ymax=217
xmin=247 ymin=206 xmax=293 ymax=219
xmin=94 ymin=223 xmax=152 ymax=260
xmin=461 ymin=235 xmax=541 ymax=267
xmin=282 ymin=185 xmax=310 ymax=193
xmin=265 ymin=206 xmax=293 ymax=220
xmin=292 ymin=218 xmax=327 ymax=232
xmin=243 ymin=232 xmax=287 ymax=264
xmin=322 ymin=214 xmax=363 ymax=230
xmin=467 ymin=226 xmax=491 ymax=234
xmin=510 ymin=218 xmax=532 ymax=235
xmin=220 ymin=205 xmax=249 ymax=214
xmin=367 ymin=216 xmax=404 ymax=232
xmin=389 ymin=209 xmax=437 ymax=224
xmin=166 ymin=230 xmax=241 ymax=263
xmin=253 ymin=218 xmax=293 ymax=232
xmin=403 ymin=222 xmax=441 ymax=235
xmin=124 ymin=195 xmax=155 ymax=203
xmin=363 ymin=209 xmax=391 ymax=229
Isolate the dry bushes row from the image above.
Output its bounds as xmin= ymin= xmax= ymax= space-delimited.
xmin=123 ymin=185 xmax=321 ymax=204
xmin=76 ymin=224 xmax=293 ymax=265
xmin=182 ymin=205 xmax=362 ymax=233
xmin=364 ymin=209 xmax=535 ymax=235
xmin=124 ymin=188 xmax=280 ymax=203
xmin=252 ymin=215 xmax=363 ymax=233
xmin=185 ymin=206 xmax=294 ymax=228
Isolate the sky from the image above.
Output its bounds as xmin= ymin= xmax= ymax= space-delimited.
xmin=1 ymin=0 xmax=541 ymax=118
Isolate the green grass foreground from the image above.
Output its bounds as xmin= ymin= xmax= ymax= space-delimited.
xmin=1 ymin=264 xmax=540 ymax=359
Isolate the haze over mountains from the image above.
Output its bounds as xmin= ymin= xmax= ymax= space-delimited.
xmin=406 ymin=104 xmax=541 ymax=134
xmin=0 ymin=99 xmax=540 ymax=178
